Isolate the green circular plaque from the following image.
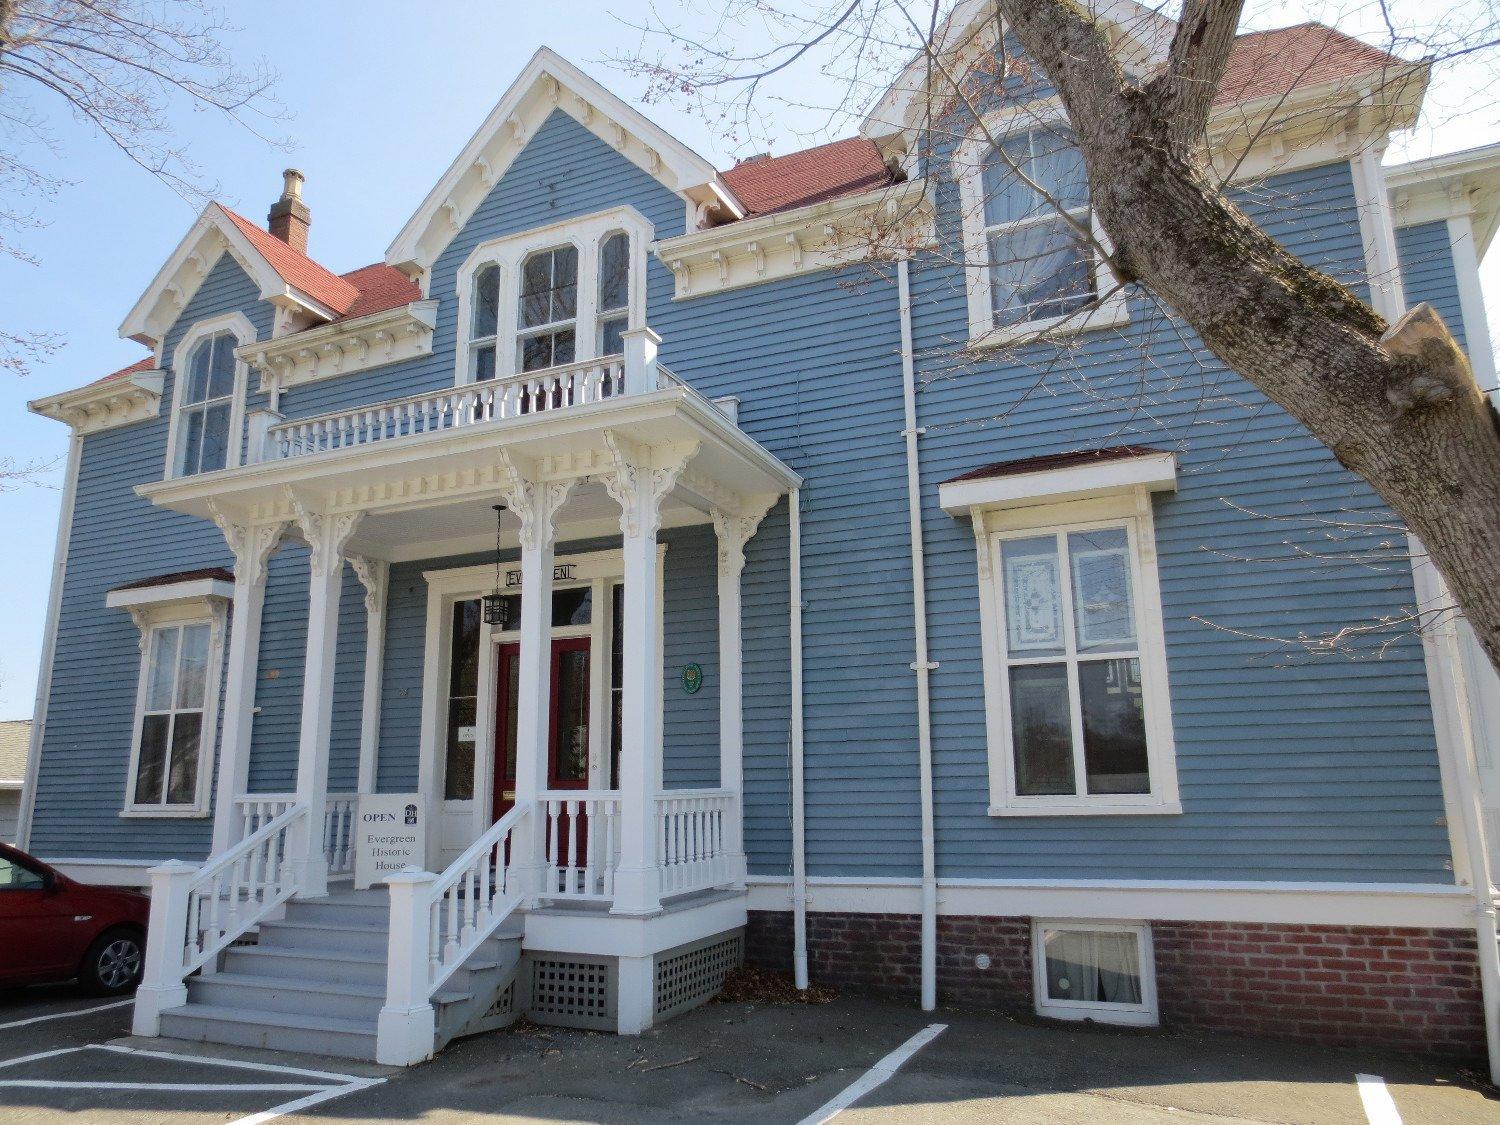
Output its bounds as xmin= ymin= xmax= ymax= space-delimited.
xmin=682 ymin=663 xmax=703 ymax=694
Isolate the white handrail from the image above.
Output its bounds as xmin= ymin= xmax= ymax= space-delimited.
xmin=189 ymin=802 xmax=307 ymax=973
xmin=418 ymin=802 xmax=528 ymax=996
xmin=235 ymin=793 xmax=356 ymax=878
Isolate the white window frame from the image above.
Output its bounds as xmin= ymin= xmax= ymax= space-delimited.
xmin=118 ymin=600 xmax=228 ymax=818
xmin=1032 ymin=919 xmax=1158 ymax=1027
xmin=454 ymin=207 xmax=651 ymax=387
xmin=953 ymin=102 xmax=1129 ymax=349
xmin=971 ymin=490 xmax=1180 ymax=816
xmin=163 ymin=312 xmax=256 ymax=480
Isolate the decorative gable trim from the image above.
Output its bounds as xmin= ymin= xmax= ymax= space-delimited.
xmin=240 ymin=299 xmax=439 ymax=395
xmin=653 ymin=178 xmax=930 ymax=298
xmin=119 ymin=203 xmax=341 ymax=348
xmin=29 ymin=368 xmax=165 ymax=435
xmin=385 ymin=47 xmax=744 ymax=277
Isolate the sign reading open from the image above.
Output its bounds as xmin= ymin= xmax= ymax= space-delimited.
xmin=353 ymin=794 xmax=425 ymax=889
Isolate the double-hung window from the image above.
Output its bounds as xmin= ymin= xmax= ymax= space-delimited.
xmin=471 ymin=264 xmax=501 ymax=381
xmin=175 ymin=332 xmax=237 ymax=475
xmin=597 ymin=232 xmax=629 ymax=356
xmin=982 ymin=126 xmax=1095 ymax=329
xmin=517 ymin=245 xmax=579 ymax=372
xmin=128 ymin=621 xmax=215 ymax=813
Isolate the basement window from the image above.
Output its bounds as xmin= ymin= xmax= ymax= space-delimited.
xmin=1032 ymin=920 xmax=1157 ymax=1026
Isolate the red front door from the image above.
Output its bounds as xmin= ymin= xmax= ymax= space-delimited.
xmin=491 ymin=637 xmax=593 ymax=820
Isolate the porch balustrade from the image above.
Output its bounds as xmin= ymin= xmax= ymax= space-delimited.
xmin=654 ymin=789 xmax=734 ymax=898
xmin=539 ymin=791 xmax=622 ymax=900
xmin=253 ymin=357 xmax=686 ymax=464
xmin=234 ymin=792 xmax=358 ymax=879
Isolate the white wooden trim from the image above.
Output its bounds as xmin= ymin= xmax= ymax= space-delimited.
xmin=969 ymin=492 xmax=1181 ymax=817
xmin=951 ymin=101 xmax=1130 ymax=347
xmin=119 ymin=610 xmax=228 ymax=819
xmin=1351 ymin=147 xmax=1408 ymax=321
xmin=105 ymin=578 xmax=235 ymax=611
xmin=743 ymin=875 xmax=1476 ymax=928
xmin=939 ymin=452 xmax=1177 ymax=515
xmin=36 ymin=859 xmax=159 ymax=888
xmin=453 ymin=207 xmax=651 ymax=388
xmin=163 ymin=311 xmax=257 ymax=481
xmin=1031 ymin=918 xmax=1158 ymax=1026
xmin=28 ymin=370 xmax=164 ymax=436
xmin=1446 ymin=213 xmax=1499 ymax=396
xmin=18 ymin=432 xmax=83 ymax=850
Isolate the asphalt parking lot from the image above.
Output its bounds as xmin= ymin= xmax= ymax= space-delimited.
xmin=1 ymin=984 xmax=1497 ymax=1123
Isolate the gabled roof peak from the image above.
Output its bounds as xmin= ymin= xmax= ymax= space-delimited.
xmin=384 ymin=46 xmax=745 ymax=275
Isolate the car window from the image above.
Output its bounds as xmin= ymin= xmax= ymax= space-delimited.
xmin=0 ymin=855 xmax=46 ymax=891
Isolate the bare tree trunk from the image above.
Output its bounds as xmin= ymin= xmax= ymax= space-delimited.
xmin=995 ymin=0 xmax=1500 ymax=675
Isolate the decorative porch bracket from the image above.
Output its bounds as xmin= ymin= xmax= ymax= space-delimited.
xmin=288 ymin=491 xmax=363 ymax=898
xmin=348 ymin=555 xmax=390 ymax=795
xmin=602 ymin=431 xmax=698 ymax=924
xmin=208 ymin=506 xmax=288 ymax=856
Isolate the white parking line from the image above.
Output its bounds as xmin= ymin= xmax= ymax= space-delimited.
xmin=1356 ymin=1073 xmax=1404 ymax=1125
xmin=227 ymin=1076 xmax=385 ymax=1125
xmin=797 ymin=1023 xmax=948 ymax=1125
xmin=0 ymin=999 xmax=133 ymax=1031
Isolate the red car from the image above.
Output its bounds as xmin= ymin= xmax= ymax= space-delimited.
xmin=0 ymin=842 xmax=150 ymax=995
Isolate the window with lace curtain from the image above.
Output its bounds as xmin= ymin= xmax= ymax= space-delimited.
xmin=1033 ymin=920 xmax=1156 ymax=1025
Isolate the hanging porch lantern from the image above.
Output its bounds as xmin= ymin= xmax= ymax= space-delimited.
xmin=482 ymin=503 xmax=511 ymax=631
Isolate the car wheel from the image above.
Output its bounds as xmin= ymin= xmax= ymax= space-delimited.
xmin=80 ymin=928 xmax=144 ymax=996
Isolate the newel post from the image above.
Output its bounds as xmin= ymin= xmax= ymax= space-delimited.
xmin=622 ymin=326 xmax=661 ymax=396
xmin=376 ymin=867 xmax=438 ymax=1066
xmin=132 ymin=860 xmax=196 ymax=1036
xmin=244 ymin=409 xmax=284 ymax=465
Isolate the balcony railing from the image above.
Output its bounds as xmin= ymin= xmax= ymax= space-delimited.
xmin=247 ymin=355 xmax=687 ymax=465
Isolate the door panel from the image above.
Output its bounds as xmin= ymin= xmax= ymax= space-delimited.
xmin=0 ymin=855 xmax=73 ymax=980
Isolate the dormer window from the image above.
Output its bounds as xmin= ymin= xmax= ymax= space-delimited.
xmin=164 ymin=313 xmax=254 ymax=480
xmin=955 ymin=111 xmax=1128 ymax=347
xmin=456 ymin=208 xmax=649 ymax=387
xmin=518 ymin=245 xmax=579 ymax=373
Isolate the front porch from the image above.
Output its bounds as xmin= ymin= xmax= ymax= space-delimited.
xmin=126 ymin=333 xmax=799 ymax=1063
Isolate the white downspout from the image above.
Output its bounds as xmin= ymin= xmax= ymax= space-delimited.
xmin=17 ymin=429 xmax=83 ymax=851
xmin=897 ymin=260 xmax=939 ymax=1011
xmin=789 ymin=486 xmax=809 ymax=989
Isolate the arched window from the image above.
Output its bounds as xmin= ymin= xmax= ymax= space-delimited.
xmin=176 ymin=332 xmax=237 ymax=475
xmin=981 ymin=126 xmax=1095 ymax=328
xmin=470 ymin=263 xmax=500 ymax=381
xmin=597 ymin=231 xmax=630 ymax=355
xmin=517 ymin=245 xmax=578 ymax=372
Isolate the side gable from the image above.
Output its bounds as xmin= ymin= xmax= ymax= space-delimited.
xmin=120 ymin=203 xmax=359 ymax=349
xmin=385 ymin=47 xmax=744 ymax=277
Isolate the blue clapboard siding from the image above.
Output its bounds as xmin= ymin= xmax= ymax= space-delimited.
xmin=909 ymin=152 xmax=1452 ymax=883
xmin=28 ymin=257 xmax=273 ymax=861
xmin=371 ymin=527 xmax=719 ymax=793
xmin=1397 ymin=220 xmax=1469 ymax=349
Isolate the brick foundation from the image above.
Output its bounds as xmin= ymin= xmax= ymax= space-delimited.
xmin=745 ymin=910 xmax=1485 ymax=1059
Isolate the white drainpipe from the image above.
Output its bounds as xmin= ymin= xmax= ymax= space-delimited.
xmin=789 ymin=486 xmax=809 ymax=988
xmin=897 ymin=260 xmax=939 ymax=1010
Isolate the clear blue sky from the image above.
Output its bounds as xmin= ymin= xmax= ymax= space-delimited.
xmin=1 ymin=0 xmax=1496 ymax=719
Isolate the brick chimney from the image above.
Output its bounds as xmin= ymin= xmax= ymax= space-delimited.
xmin=267 ymin=168 xmax=310 ymax=254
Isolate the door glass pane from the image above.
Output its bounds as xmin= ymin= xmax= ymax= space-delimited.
xmin=444 ymin=698 xmax=476 ymax=800
xmin=1069 ymin=528 xmax=1135 ymax=651
xmin=166 ymin=712 xmax=202 ymax=803
xmin=1044 ymin=928 xmax=1142 ymax=1005
xmin=146 ymin=628 xmax=180 ymax=711
xmin=135 ymin=714 xmax=170 ymax=804
xmin=610 ymin=583 xmax=623 ymax=790
xmin=449 ymin=601 xmax=481 ymax=697
xmin=1080 ymin=658 xmax=1149 ymax=794
xmin=1009 ymin=663 xmax=1074 ymax=795
xmin=502 ymin=652 xmax=519 ymax=793
xmin=445 ymin=599 xmax=481 ymax=801
xmin=1001 ymin=537 xmax=1063 ymax=655
xmin=552 ymin=587 xmax=592 ymax=627
xmin=175 ymin=624 xmax=210 ymax=708
xmin=553 ymin=648 xmax=590 ymax=784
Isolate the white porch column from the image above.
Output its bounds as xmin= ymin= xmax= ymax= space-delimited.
xmin=604 ymin=433 xmax=695 ymax=917
xmin=208 ymin=512 xmax=287 ymax=855
xmin=498 ymin=455 xmax=575 ymax=897
xmin=289 ymin=500 xmax=363 ymax=899
xmin=350 ymin=556 xmax=390 ymax=795
xmin=622 ymin=326 xmax=661 ymax=395
xmin=712 ymin=501 xmax=773 ymax=888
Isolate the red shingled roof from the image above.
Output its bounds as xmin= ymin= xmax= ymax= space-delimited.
xmin=220 ymin=207 xmax=360 ymax=314
xmin=721 ymin=137 xmax=895 ymax=217
xmin=91 ymin=355 xmax=158 ymax=385
xmin=1216 ymin=22 xmax=1406 ymax=106
xmin=335 ymin=263 xmax=422 ymax=320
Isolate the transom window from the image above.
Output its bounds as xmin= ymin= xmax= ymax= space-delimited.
xmin=518 ymin=245 xmax=579 ymax=373
xmin=982 ymin=126 xmax=1096 ymax=329
xmin=130 ymin=621 xmax=213 ymax=810
xmin=175 ymin=332 xmax=237 ymax=475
